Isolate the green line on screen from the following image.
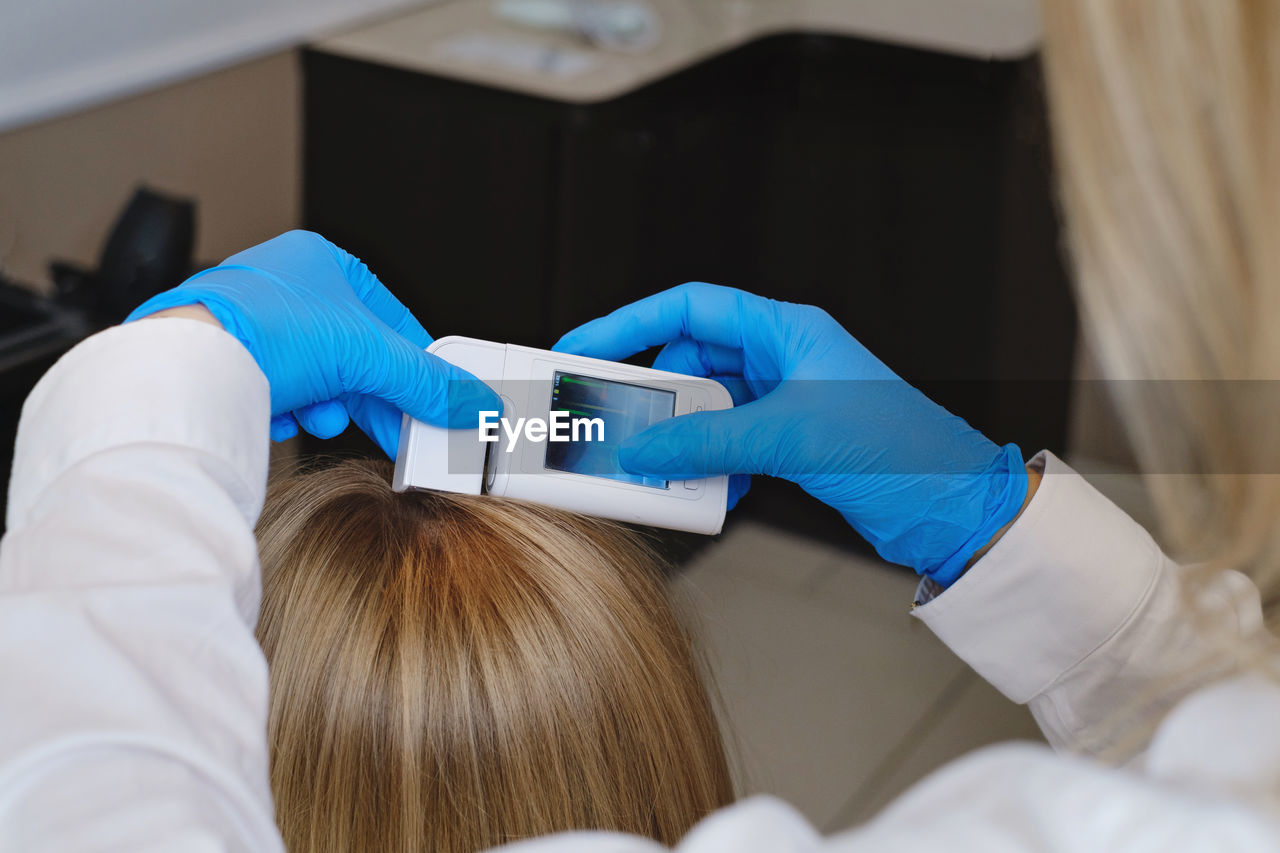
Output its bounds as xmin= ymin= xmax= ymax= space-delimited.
xmin=559 ymin=375 xmax=607 ymax=389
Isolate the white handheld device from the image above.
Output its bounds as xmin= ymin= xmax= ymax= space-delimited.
xmin=393 ymin=336 xmax=733 ymax=534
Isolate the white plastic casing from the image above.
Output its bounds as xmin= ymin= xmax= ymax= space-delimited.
xmin=393 ymin=336 xmax=732 ymax=534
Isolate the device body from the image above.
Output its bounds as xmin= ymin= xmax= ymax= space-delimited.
xmin=393 ymin=336 xmax=732 ymax=534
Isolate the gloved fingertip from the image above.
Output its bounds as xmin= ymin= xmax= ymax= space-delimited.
xmin=444 ymin=379 xmax=503 ymax=430
xmin=550 ymin=332 xmax=583 ymax=354
xmin=617 ymin=432 xmax=669 ymax=476
xmin=270 ymin=414 xmax=299 ymax=441
xmin=295 ymin=400 xmax=351 ymax=440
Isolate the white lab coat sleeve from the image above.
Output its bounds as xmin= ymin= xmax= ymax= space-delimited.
xmin=0 ymin=320 xmax=283 ymax=852
xmin=912 ymin=450 xmax=1271 ymax=759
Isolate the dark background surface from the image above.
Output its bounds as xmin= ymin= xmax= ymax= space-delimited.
xmin=301 ymin=32 xmax=1076 ymax=556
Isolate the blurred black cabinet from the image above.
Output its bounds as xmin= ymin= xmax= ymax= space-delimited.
xmin=303 ymin=32 xmax=1075 ymax=464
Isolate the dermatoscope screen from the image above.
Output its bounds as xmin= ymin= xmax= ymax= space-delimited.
xmin=545 ymin=372 xmax=676 ymax=489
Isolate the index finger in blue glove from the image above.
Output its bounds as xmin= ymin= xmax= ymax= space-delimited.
xmin=554 ymin=282 xmax=766 ymax=361
xmin=349 ymin=334 xmax=502 ymax=430
xmin=617 ymin=399 xmax=783 ymax=479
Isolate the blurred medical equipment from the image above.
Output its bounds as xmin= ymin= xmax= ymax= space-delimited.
xmin=0 ymin=187 xmax=186 ymax=527
xmin=50 ymin=186 xmax=195 ymax=325
xmin=494 ymin=0 xmax=662 ymax=52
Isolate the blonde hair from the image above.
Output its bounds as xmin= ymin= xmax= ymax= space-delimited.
xmin=1040 ymin=1 xmax=1280 ymax=610
xmin=254 ymin=458 xmax=732 ymax=852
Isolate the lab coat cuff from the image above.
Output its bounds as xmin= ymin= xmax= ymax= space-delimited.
xmin=7 ymin=319 xmax=271 ymax=530
xmin=911 ymin=451 xmax=1163 ymax=704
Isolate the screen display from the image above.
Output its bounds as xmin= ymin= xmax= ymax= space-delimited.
xmin=545 ymin=371 xmax=676 ymax=489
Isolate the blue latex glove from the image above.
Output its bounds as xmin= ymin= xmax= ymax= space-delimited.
xmin=554 ymin=282 xmax=1028 ymax=586
xmin=126 ymin=230 xmax=500 ymax=457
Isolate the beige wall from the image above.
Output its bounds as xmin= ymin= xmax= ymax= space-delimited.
xmin=0 ymin=51 xmax=300 ymax=296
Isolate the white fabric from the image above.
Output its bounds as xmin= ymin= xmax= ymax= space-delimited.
xmin=2 ymin=319 xmax=1279 ymax=851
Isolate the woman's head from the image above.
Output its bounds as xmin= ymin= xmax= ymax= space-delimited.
xmin=254 ymin=458 xmax=732 ymax=852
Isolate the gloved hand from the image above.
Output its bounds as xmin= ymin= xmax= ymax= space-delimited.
xmin=126 ymin=230 xmax=500 ymax=457
xmin=554 ymin=282 xmax=1028 ymax=586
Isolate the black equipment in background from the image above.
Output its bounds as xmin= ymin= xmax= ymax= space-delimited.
xmin=50 ymin=186 xmax=196 ymax=325
xmin=3 ymin=186 xmax=198 ymax=529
